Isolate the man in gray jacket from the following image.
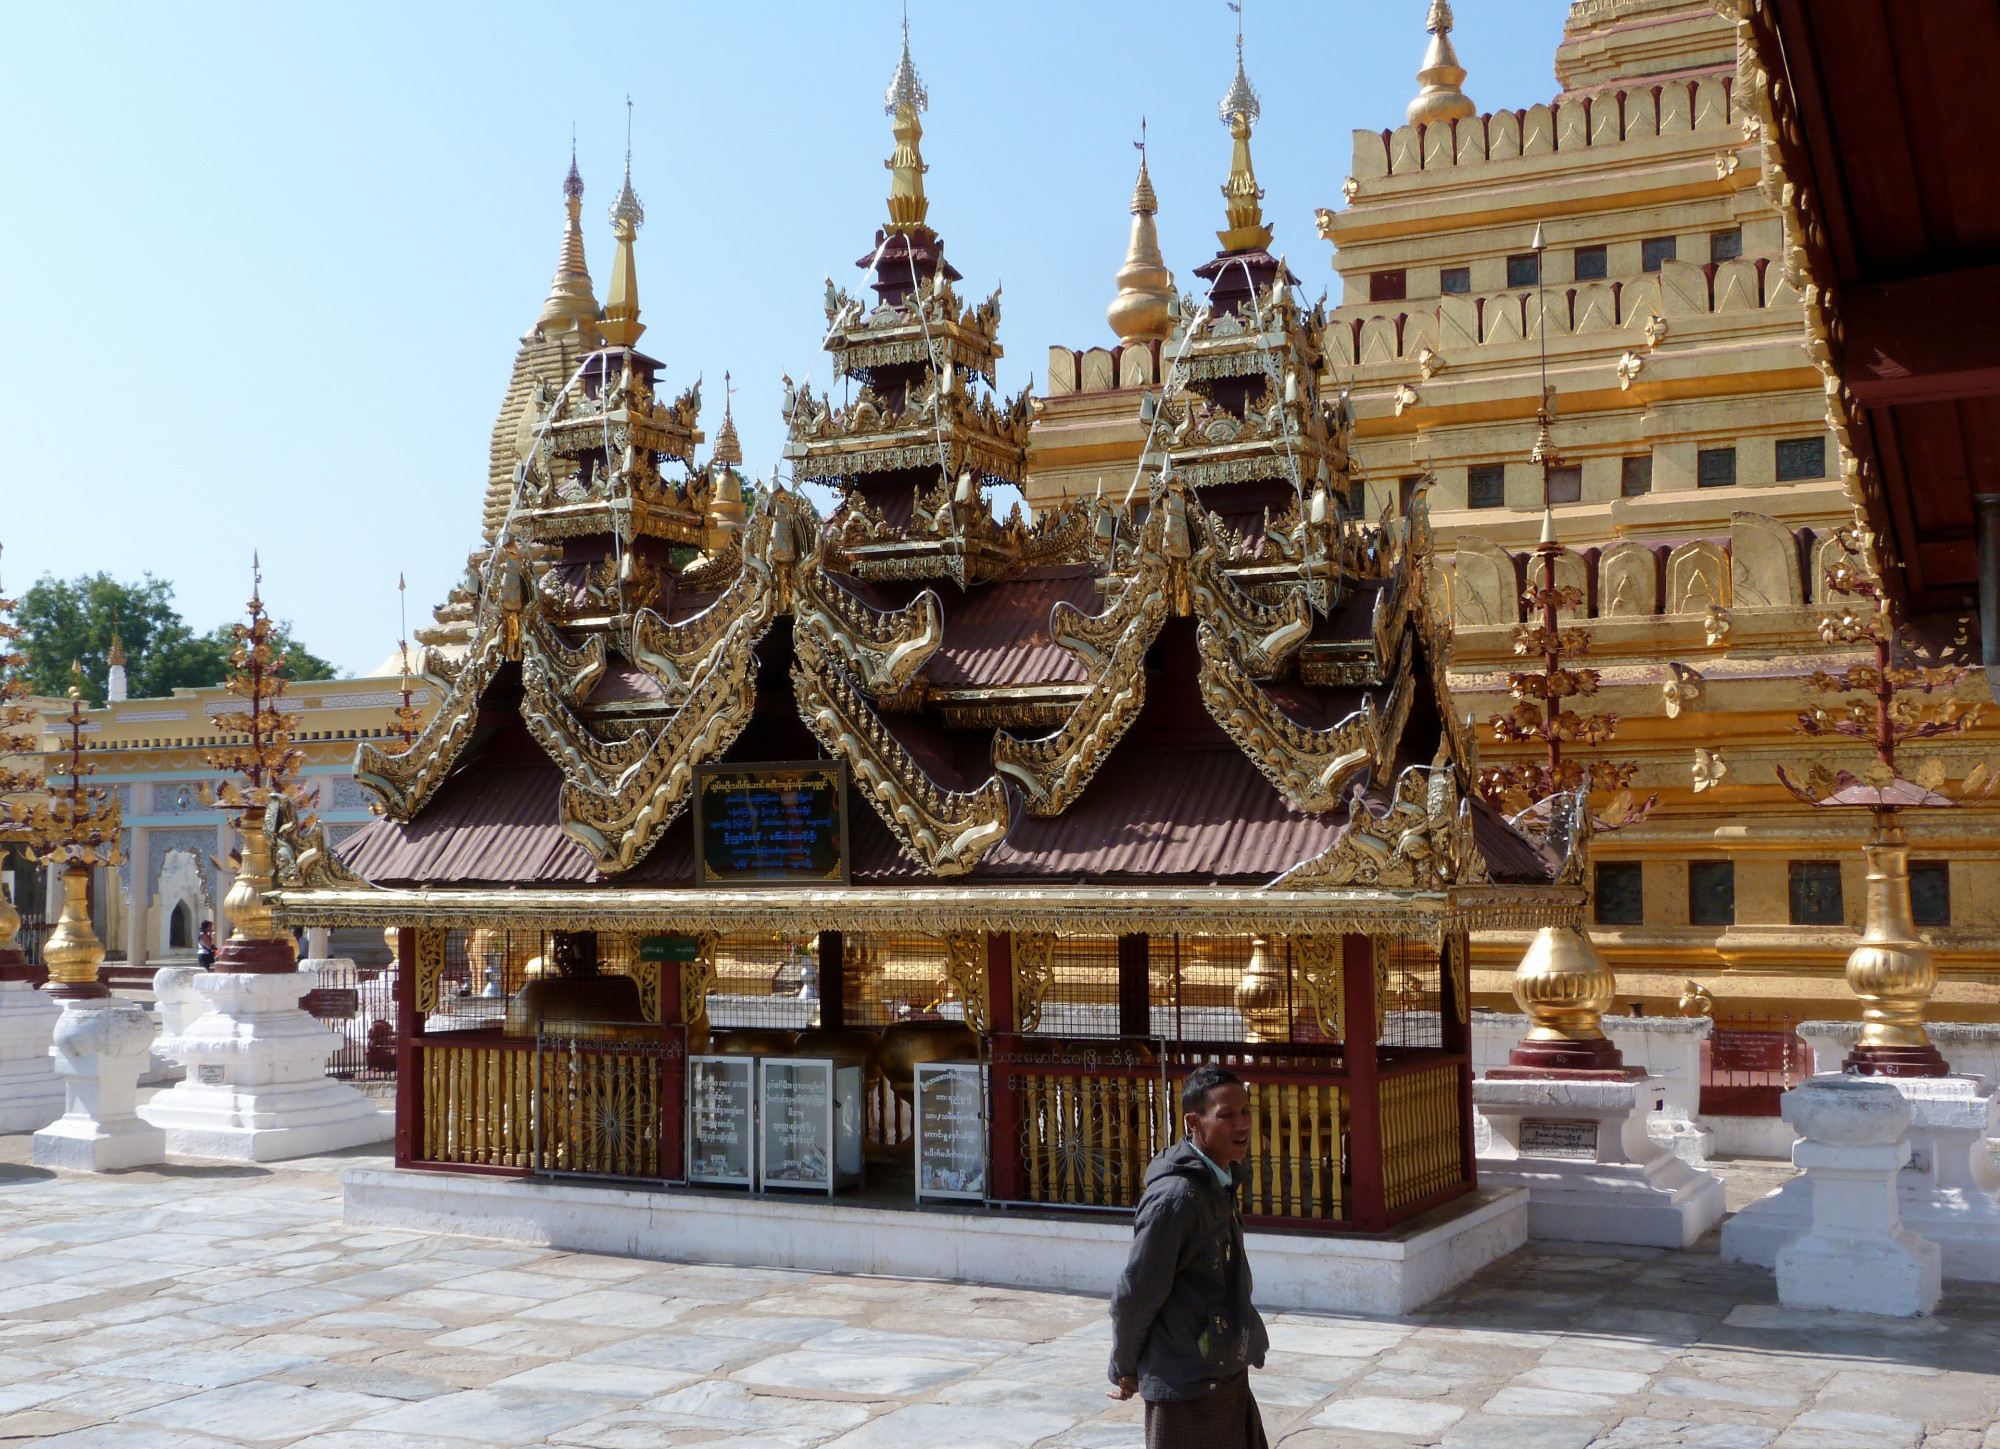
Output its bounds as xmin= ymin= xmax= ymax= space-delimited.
xmin=1107 ymin=1064 xmax=1269 ymax=1449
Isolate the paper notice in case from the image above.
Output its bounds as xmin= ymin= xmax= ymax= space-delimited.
xmin=761 ymin=1059 xmax=833 ymax=1190
xmin=915 ymin=1061 xmax=986 ymax=1201
xmin=687 ymin=1056 xmax=754 ymax=1186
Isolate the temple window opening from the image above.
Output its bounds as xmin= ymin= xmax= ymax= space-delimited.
xmin=1573 ymin=244 xmax=1608 ymax=281
xmin=1595 ymin=863 xmax=1644 ymax=926
xmin=1468 ymin=463 xmax=1506 ymax=509
xmin=1440 ymin=265 xmax=1470 ymax=295
xmin=1641 ymin=235 xmax=1677 ymax=272
xmin=1690 ymin=861 xmax=1736 ymax=927
xmin=1911 ymin=863 xmax=1951 ymax=927
xmin=1620 ymin=455 xmax=1653 ymax=496
xmin=1697 ymin=446 xmax=1737 ymax=489
xmin=1775 ymin=436 xmax=1826 ymax=481
xmin=1369 ymin=268 xmax=1406 ymax=302
xmin=1788 ymin=861 xmax=1845 ymax=927
xmin=1505 ymin=252 xmax=1539 ymax=288
xmin=1710 ymin=228 xmax=1743 ymax=264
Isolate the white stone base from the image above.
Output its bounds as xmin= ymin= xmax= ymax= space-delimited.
xmin=33 ymin=997 xmax=164 ymax=1172
xmin=1723 ymin=1074 xmax=2000 ymax=1282
xmin=0 ymin=981 xmax=64 ymax=1133
xmin=341 ymin=1167 xmax=1528 ymax=1316
xmin=139 ymin=968 xmax=390 ymax=1163
xmin=1474 ymin=1076 xmax=1727 ymax=1248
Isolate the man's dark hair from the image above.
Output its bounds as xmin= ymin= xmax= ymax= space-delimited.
xmin=1180 ymin=1064 xmax=1243 ymax=1115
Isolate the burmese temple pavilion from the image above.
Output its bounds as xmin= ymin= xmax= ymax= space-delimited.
xmin=271 ymin=32 xmax=1586 ymax=1294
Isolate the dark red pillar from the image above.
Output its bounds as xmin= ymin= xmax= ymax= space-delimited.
xmin=393 ymin=927 xmax=418 ymax=1167
xmin=985 ymin=931 xmax=1020 ymax=1203
xmin=818 ymin=930 xmax=845 ymax=1032
xmin=1117 ymin=934 xmax=1150 ymax=1038
xmin=1342 ymin=933 xmax=1385 ymax=1231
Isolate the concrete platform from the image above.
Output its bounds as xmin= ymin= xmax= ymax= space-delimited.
xmin=342 ymin=1166 xmax=1528 ymax=1316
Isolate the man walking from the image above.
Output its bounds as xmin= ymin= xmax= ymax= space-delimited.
xmin=1108 ymin=1064 xmax=1268 ymax=1448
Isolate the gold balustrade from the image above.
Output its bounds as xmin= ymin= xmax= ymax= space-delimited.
xmin=1240 ymin=1078 xmax=1346 ymax=1220
xmin=1379 ymin=1062 xmax=1464 ymax=1211
xmin=418 ymin=1039 xmax=663 ymax=1177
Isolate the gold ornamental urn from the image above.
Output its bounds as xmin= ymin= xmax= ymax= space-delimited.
xmin=1495 ymin=925 xmax=1630 ymax=1075
xmin=43 ymin=865 xmax=109 ymax=1000
xmin=1233 ymin=934 xmax=1290 ymax=1042
xmin=1842 ymin=813 xmax=1948 ymax=1076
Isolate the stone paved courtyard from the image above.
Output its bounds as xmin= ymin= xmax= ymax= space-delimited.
xmin=0 ymin=1142 xmax=1994 ymax=1448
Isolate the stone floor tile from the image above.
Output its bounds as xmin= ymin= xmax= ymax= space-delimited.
xmin=1653 ymin=1375 xmax=1806 ymax=1409
xmin=802 ymin=1324 xmax=1019 ymax=1361
xmin=130 ymin=1379 xmax=400 ymax=1442
xmin=1538 ymin=1338 xmax=1677 ymax=1373
xmin=1587 ymin=1423 xmax=1776 ymax=1449
xmin=934 ymin=1373 xmax=1138 ymax=1416
xmin=1311 ymin=1394 xmax=1466 ymax=1435
xmin=633 ymin=1378 xmax=877 ymax=1434
xmin=1441 ymin=1412 xmax=1604 ymax=1449
xmin=733 ymin=1348 xmax=980 ymax=1396
xmin=89 ymin=1346 xmax=318 ymax=1389
xmin=489 ymin=1360 xmax=701 ymax=1399
xmin=1771 ymin=1410 xmax=1923 ymax=1449
xmin=309 ymin=1309 xmax=446 ymax=1332
xmin=823 ymin=1402 xmax=1080 ymax=1448
xmin=515 ymin=1289 xmax=702 ymax=1328
xmin=1480 ymin=1385 xmax=1619 ymax=1417
xmin=272 ymin=1360 xmax=453 ymax=1401
xmin=425 ymin=1319 xmax=627 ymax=1356
xmin=1043 ymin=1424 xmax=1144 ymax=1449
xmin=1516 ymin=1364 xmax=1652 ymax=1395
xmin=29 ymin=1427 xmax=245 ymax=1449
xmin=355 ymin=1385 xmax=611 ymax=1442
xmin=390 ymin=1287 xmax=543 ymax=1317
xmin=1812 ymin=1369 xmax=1997 ymax=1428
xmin=676 ymin=1311 xmax=856 ymax=1343
xmin=573 ymin=1330 xmax=774 ymax=1374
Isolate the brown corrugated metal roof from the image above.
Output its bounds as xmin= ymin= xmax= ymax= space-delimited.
xmin=928 ymin=570 xmax=1099 ymax=688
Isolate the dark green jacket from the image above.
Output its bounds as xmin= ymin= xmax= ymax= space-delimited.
xmin=1108 ymin=1138 xmax=1269 ymax=1402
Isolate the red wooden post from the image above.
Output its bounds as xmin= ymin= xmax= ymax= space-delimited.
xmin=984 ymin=931 xmax=1020 ymax=1202
xmin=393 ymin=926 xmax=418 ymax=1168
xmin=818 ymin=930 xmax=845 ymax=1032
xmin=659 ymin=958 xmax=686 ymax=1183
xmin=1117 ymin=934 xmax=1150 ymax=1039
xmin=1342 ymin=933 xmax=1386 ymax=1231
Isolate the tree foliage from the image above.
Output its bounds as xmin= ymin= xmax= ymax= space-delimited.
xmin=6 ymin=573 xmax=336 ymax=706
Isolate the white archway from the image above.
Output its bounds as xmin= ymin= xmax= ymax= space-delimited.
xmin=153 ymin=850 xmax=210 ymax=960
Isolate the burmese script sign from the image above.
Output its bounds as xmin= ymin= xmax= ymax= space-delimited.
xmin=1519 ymin=1118 xmax=1599 ymax=1160
xmin=757 ymin=1056 xmax=864 ymax=1196
xmin=687 ymin=1056 xmax=754 ymax=1186
xmin=693 ymin=762 xmax=849 ymax=886
xmin=916 ymin=1062 xmax=986 ymax=1201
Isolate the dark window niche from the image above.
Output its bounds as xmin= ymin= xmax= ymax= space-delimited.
xmin=1621 ymin=455 xmax=1654 ymax=496
xmin=1710 ymin=228 xmax=1743 ymax=264
xmin=1548 ymin=464 xmax=1583 ymax=504
xmin=1370 ymin=269 xmax=1407 ymax=303
xmin=1596 ymin=862 xmax=1644 ymax=925
xmin=1789 ymin=861 xmax=1845 ymax=926
xmin=1642 ymin=235 xmax=1678 ymax=272
xmin=1440 ymin=266 xmax=1471 ymax=295
xmin=1697 ymin=447 xmax=1738 ymax=489
xmin=1689 ymin=860 xmax=1735 ymax=926
xmin=1776 ymin=435 xmax=1826 ymax=482
xmin=1911 ymin=861 xmax=1951 ymax=927
xmin=1468 ymin=464 xmax=1507 ymax=509
xmin=1574 ymin=244 xmax=1609 ymax=281
xmin=1506 ymin=252 xmax=1541 ymax=288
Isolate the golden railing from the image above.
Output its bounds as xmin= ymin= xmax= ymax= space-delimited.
xmin=1380 ymin=1061 xmax=1464 ymax=1211
xmin=417 ymin=1036 xmax=666 ymax=1178
xmin=1019 ymin=1069 xmax=1173 ymax=1208
xmin=420 ymin=1042 xmax=536 ymax=1168
xmin=1241 ymin=1078 xmax=1347 ymax=1221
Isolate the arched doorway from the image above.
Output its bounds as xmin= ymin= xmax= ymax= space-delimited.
xmin=170 ymin=902 xmax=192 ymax=950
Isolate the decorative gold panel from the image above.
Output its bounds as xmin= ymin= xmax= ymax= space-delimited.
xmin=1379 ymin=1063 xmax=1463 ymax=1212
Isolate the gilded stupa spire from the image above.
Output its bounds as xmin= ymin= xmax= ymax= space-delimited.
xmin=537 ymin=141 xmax=600 ymax=333
xmin=1107 ymin=123 xmax=1176 ymax=343
xmin=1407 ymin=0 xmax=1476 ymax=127
xmin=712 ymin=371 xmax=743 ymax=467
xmin=883 ymin=14 xmax=931 ymax=236
xmin=599 ymin=100 xmax=646 ymax=348
xmin=1216 ymin=6 xmax=1273 ymax=253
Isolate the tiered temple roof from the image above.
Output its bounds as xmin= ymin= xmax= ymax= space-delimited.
xmin=278 ymin=32 xmax=1582 ymax=944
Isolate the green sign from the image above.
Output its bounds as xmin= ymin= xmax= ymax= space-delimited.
xmin=640 ymin=935 xmax=701 ymax=964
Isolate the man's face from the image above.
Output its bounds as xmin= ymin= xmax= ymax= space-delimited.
xmin=1184 ymin=1082 xmax=1253 ymax=1167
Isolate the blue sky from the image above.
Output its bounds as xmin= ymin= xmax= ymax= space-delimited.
xmin=0 ymin=2 xmax=1568 ymax=677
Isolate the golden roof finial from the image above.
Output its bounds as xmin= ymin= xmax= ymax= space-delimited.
xmin=599 ymin=98 xmax=647 ymax=348
xmin=713 ymin=372 xmax=743 ymax=467
xmin=1108 ymin=120 xmax=1176 ymax=343
xmin=107 ymin=610 xmax=125 ymax=669
xmin=883 ymin=11 xmax=931 ymax=235
xmin=1216 ymin=3 xmax=1272 ymax=253
xmin=1408 ymin=0 xmax=1476 ymax=127
xmin=537 ymin=136 xmax=600 ymax=333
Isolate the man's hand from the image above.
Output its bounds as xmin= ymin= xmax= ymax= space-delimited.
xmin=1107 ymin=1375 xmax=1138 ymax=1401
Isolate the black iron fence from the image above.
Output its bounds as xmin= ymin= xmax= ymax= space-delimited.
xmin=304 ymin=958 xmax=398 ymax=1086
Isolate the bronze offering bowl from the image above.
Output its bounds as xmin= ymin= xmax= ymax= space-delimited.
xmin=876 ymin=1019 xmax=980 ymax=1101
xmin=792 ymin=1026 xmax=884 ymax=1082
xmin=708 ymin=1028 xmax=799 ymax=1057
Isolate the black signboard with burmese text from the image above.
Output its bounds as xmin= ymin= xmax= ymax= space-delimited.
xmin=692 ymin=762 xmax=849 ymax=887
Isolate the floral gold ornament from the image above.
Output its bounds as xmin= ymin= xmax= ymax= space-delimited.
xmin=1692 ymin=747 xmax=1727 ymax=793
xmin=14 ymin=668 xmax=125 ymax=998
xmin=1661 ymin=662 xmax=1703 ymax=719
xmin=0 ymin=551 xmax=49 ymax=983
xmin=1770 ymin=510 xmax=1980 ymax=1076
xmin=1703 ymin=605 xmax=1731 ymax=647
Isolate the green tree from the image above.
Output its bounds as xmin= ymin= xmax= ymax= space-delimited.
xmin=10 ymin=573 xmax=336 ymax=706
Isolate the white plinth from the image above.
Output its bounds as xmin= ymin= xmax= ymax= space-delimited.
xmin=342 ymin=1167 xmax=1528 ymax=1316
xmin=139 ymin=966 xmax=390 ymax=1162
xmin=1474 ymin=1013 xmax=1715 ymax=1164
xmin=0 ymin=980 xmax=64 ymax=1133
xmin=1757 ymin=1075 xmax=1940 ymax=1316
xmin=33 ymin=996 xmax=165 ymax=1171
xmin=1722 ymin=1073 xmax=2000 ymax=1282
xmin=1473 ymin=1075 xmax=1727 ymax=1248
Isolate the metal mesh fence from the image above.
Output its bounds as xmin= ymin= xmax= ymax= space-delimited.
xmin=841 ymin=932 xmax=956 ymax=1027
xmin=708 ymin=933 xmax=819 ymax=1033
xmin=422 ymin=928 xmax=658 ymax=1036
xmin=1025 ymin=936 xmax=1122 ymax=1037
xmin=306 ymin=957 xmax=398 ymax=1087
xmin=1376 ymin=937 xmax=1443 ymax=1053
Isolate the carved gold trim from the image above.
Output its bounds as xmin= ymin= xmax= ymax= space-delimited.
xmin=794 ymin=571 xmax=943 ymax=698
xmin=1188 ymin=548 xmax=1311 ymax=679
xmin=1196 ymin=623 xmax=1376 ymax=813
xmin=414 ymin=926 xmax=448 ymax=1014
xmin=1012 ymin=931 xmax=1056 ymax=1031
xmin=354 ymin=609 xmax=507 ymax=820
xmin=792 ymin=623 xmax=1011 ymax=877
xmin=1293 ymin=933 xmax=1344 ymax=1040
xmin=681 ymin=931 xmax=718 ymax=1030
xmin=943 ymin=930 xmax=988 ymax=1032
xmin=1270 ymin=757 xmax=1488 ymax=893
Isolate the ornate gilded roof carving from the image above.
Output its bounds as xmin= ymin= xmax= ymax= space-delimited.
xmin=792 ymin=618 xmax=1012 ymax=876
xmin=1188 ymin=548 xmax=1310 ymax=678
xmin=820 ymin=274 xmax=1004 ymax=386
xmin=353 ymin=599 xmax=509 ymax=820
xmin=1195 ymin=623 xmax=1376 ymax=813
xmin=1270 ymin=749 xmax=1489 ymax=893
xmin=786 ymin=372 xmax=1032 ymax=488
xmin=793 ymin=570 xmax=943 ymax=698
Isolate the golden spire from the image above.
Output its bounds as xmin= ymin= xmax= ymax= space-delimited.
xmin=713 ymin=371 xmax=742 ymax=467
xmin=537 ymin=144 xmax=600 ymax=333
xmin=599 ymin=100 xmax=646 ymax=348
xmin=107 ymin=613 xmax=125 ymax=669
xmin=1107 ymin=124 xmax=1176 ymax=343
xmin=1408 ymin=0 xmax=1476 ymax=127
xmin=1216 ymin=9 xmax=1273 ymax=253
xmin=883 ymin=15 xmax=931 ymax=235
